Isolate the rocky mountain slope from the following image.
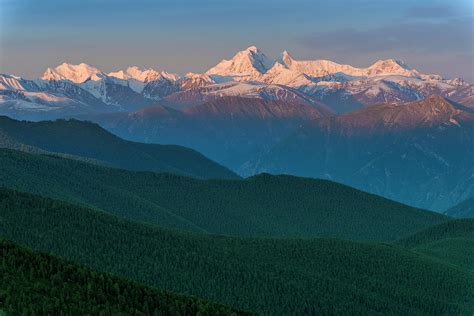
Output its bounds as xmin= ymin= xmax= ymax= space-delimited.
xmin=88 ymin=96 xmax=329 ymax=168
xmin=245 ymin=96 xmax=474 ymax=211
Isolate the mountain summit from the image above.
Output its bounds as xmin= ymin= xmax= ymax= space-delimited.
xmin=274 ymin=55 xmax=418 ymax=78
xmin=366 ymin=59 xmax=417 ymax=77
xmin=42 ymin=63 xmax=102 ymax=83
xmin=275 ymin=50 xmax=295 ymax=66
xmin=108 ymin=66 xmax=160 ymax=82
xmin=108 ymin=66 xmax=179 ymax=83
xmin=206 ymin=46 xmax=273 ymax=78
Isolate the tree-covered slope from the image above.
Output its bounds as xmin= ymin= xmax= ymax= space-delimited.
xmin=0 ymin=116 xmax=239 ymax=180
xmin=0 ymin=239 xmax=249 ymax=316
xmin=0 ymin=149 xmax=448 ymax=241
xmin=397 ymin=219 xmax=474 ymax=272
xmin=446 ymin=197 xmax=474 ymax=218
xmin=0 ymin=188 xmax=472 ymax=315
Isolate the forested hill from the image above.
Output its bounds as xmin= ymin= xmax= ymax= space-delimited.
xmin=0 ymin=148 xmax=448 ymax=241
xmin=0 ymin=115 xmax=239 ymax=180
xmin=0 ymin=238 xmax=251 ymax=315
xmin=0 ymin=188 xmax=472 ymax=315
xmin=397 ymin=219 xmax=474 ymax=271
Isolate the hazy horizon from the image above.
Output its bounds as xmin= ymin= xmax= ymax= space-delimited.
xmin=1 ymin=0 xmax=473 ymax=81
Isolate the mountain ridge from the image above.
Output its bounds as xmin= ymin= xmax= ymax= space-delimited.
xmin=245 ymin=96 xmax=474 ymax=211
xmin=2 ymin=46 xmax=471 ymax=120
xmin=0 ymin=116 xmax=239 ymax=180
xmin=311 ymin=96 xmax=473 ymax=136
xmin=446 ymin=197 xmax=474 ymax=218
xmin=0 ymin=148 xmax=448 ymax=240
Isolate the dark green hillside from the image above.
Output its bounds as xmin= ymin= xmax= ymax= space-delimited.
xmin=0 ymin=149 xmax=205 ymax=233
xmin=397 ymin=219 xmax=474 ymax=271
xmin=0 ymin=116 xmax=239 ymax=180
xmin=0 ymin=188 xmax=472 ymax=315
xmin=446 ymin=197 xmax=474 ymax=218
xmin=0 ymin=149 xmax=448 ymax=241
xmin=0 ymin=239 xmax=249 ymax=315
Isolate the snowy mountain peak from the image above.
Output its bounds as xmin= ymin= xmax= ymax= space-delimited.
xmin=367 ymin=59 xmax=418 ymax=77
xmin=375 ymin=59 xmax=410 ymax=69
xmin=238 ymin=46 xmax=273 ymax=73
xmin=41 ymin=68 xmax=56 ymax=80
xmin=108 ymin=67 xmax=179 ymax=91
xmin=158 ymin=71 xmax=180 ymax=82
xmin=206 ymin=46 xmax=273 ymax=77
xmin=244 ymin=45 xmax=260 ymax=53
xmin=276 ymin=50 xmax=294 ymax=67
xmin=42 ymin=63 xmax=102 ymax=83
xmin=108 ymin=66 xmax=162 ymax=82
xmin=180 ymin=72 xmax=216 ymax=89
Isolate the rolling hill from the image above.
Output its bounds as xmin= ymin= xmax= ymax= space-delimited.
xmin=0 ymin=116 xmax=239 ymax=180
xmin=397 ymin=219 xmax=474 ymax=271
xmin=0 ymin=149 xmax=448 ymax=241
xmin=0 ymin=188 xmax=472 ymax=315
xmin=0 ymin=238 xmax=250 ymax=315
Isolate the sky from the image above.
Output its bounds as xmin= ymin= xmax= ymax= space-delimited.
xmin=0 ymin=0 xmax=473 ymax=81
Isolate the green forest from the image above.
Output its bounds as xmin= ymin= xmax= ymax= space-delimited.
xmin=0 ymin=149 xmax=447 ymax=241
xmin=0 ymin=238 xmax=250 ymax=315
xmin=0 ymin=188 xmax=472 ymax=315
xmin=397 ymin=219 xmax=474 ymax=271
xmin=0 ymin=116 xmax=239 ymax=180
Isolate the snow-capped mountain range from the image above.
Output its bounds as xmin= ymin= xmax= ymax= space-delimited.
xmin=0 ymin=46 xmax=472 ymax=120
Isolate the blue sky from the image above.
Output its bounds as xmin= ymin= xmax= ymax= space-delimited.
xmin=0 ymin=0 xmax=473 ymax=81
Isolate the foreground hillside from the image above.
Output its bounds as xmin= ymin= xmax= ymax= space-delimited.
xmin=0 ymin=116 xmax=239 ymax=180
xmin=0 ymin=188 xmax=472 ymax=315
xmin=0 ymin=149 xmax=447 ymax=241
xmin=0 ymin=239 xmax=249 ymax=315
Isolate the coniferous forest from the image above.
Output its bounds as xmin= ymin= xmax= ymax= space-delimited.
xmin=0 ymin=186 xmax=473 ymax=315
xmin=0 ymin=239 xmax=250 ymax=315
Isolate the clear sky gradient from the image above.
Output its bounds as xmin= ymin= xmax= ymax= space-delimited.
xmin=0 ymin=0 xmax=473 ymax=81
